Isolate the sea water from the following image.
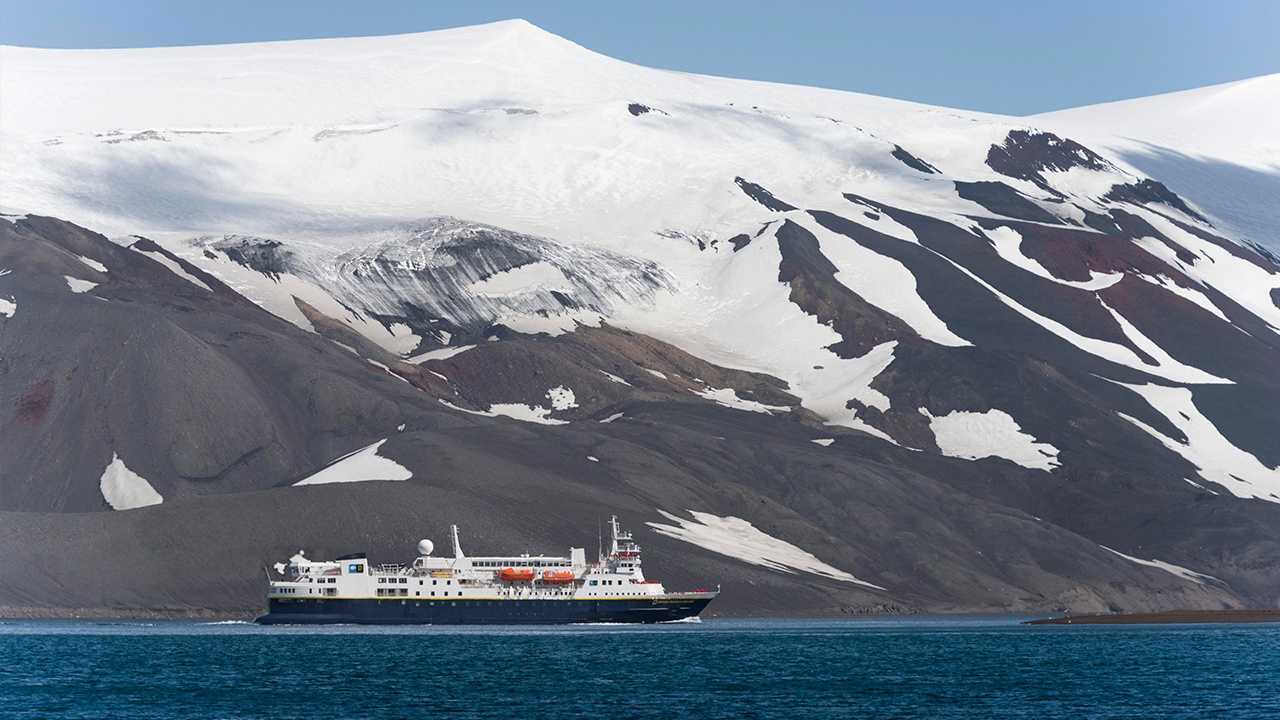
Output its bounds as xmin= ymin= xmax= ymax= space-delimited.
xmin=1 ymin=618 xmax=1276 ymax=719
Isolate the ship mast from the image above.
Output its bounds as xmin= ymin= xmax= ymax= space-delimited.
xmin=450 ymin=524 xmax=465 ymax=559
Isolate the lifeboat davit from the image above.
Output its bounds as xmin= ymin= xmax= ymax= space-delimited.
xmin=499 ymin=568 xmax=536 ymax=582
xmin=542 ymin=571 xmax=575 ymax=583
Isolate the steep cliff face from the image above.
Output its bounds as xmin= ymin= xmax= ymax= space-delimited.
xmin=1 ymin=22 xmax=1278 ymax=616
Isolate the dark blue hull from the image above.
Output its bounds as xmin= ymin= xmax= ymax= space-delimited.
xmin=254 ymin=596 xmax=714 ymax=625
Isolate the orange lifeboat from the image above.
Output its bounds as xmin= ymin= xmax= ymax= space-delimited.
xmin=499 ymin=568 xmax=536 ymax=582
xmin=542 ymin=571 xmax=575 ymax=584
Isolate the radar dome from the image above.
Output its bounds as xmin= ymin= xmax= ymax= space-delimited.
xmin=417 ymin=539 xmax=434 ymax=556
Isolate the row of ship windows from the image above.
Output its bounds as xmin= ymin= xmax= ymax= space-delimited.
xmin=377 ymin=589 xmax=462 ymax=597
xmin=472 ymin=561 xmax=571 ymax=568
xmin=378 ymin=578 xmax=453 ymax=586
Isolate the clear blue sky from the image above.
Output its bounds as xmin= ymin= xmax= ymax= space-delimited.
xmin=1 ymin=0 xmax=1276 ymax=115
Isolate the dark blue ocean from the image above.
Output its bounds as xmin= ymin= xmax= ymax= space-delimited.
xmin=2 ymin=618 xmax=1276 ymax=719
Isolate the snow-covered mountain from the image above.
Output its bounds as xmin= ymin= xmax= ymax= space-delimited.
xmin=1 ymin=21 xmax=1278 ymax=617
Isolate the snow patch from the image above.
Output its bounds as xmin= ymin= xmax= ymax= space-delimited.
xmin=599 ymin=371 xmax=631 ymax=386
xmin=1114 ymin=382 xmax=1280 ymax=504
xmin=587 ymin=456 xmax=599 ymax=462
xmin=1184 ymin=477 xmax=1216 ymax=494
xmin=407 ymin=345 xmax=475 ymax=363
xmin=692 ymin=387 xmax=789 ymax=414
xmin=1134 ymin=273 xmax=1228 ymax=322
xmin=99 ymin=453 xmax=163 ymax=510
xmin=546 ymin=386 xmax=577 ymax=410
xmin=365 ymin=359 xmax=409 ymax=383
xmin=293 ymin=439 xmax=412 ymax=485
xmin=497 ymin=310 xmax=604 ymax=337
xmin=925 ymin=408 xmax=1060 ymax=470
xmin=77 ymin=255 xmax=108 ymax=273
xmin=64 ymin=275 xmax=97 ymax=293
xmin=488 ymin=403 xmax=568 ymax=425
xmin=647 ymin=510 xmax=883 ymax=589
xmin=1101 ymin=546 xmax=1222 ymax=586
xmin=1097 ymin=296 xmax=1229 ymax=381
xmin=470 ymin=261 xmax=572 ymax=295
xmin=0 ymin=297 xmax=14 ymax=318
xmin=600 ymin=412 xmax=624 ymax=423
xmin=129 ymin=244 xmax=213 ymax=291
xmin=812 ymin=438 xmax=835 ymax=446
xmin=439 ymin=399 xmax=569 ymax=425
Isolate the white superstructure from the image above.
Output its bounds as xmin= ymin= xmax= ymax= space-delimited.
xmin=268 ymin=516 xmax=695 ymax=603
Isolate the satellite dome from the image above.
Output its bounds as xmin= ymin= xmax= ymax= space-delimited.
xmin=417 ymin=539 xmax=434 ymax=556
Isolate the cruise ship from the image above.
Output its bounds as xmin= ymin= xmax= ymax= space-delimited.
xmin=254 ymin=516 xmax=718 ymax=624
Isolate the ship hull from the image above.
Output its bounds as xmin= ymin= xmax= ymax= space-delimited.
xmin=254 ymin=595 xmax=715 ymax=625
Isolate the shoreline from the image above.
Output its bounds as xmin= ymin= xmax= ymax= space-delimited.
xmin=0 ymin=606 xmax=259 ymax=621
xmin=1024 ymin=609 xmax=1280 ymax=625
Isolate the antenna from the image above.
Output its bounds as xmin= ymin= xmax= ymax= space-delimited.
xmin=597 ymin=518 xmax=603 ymax=563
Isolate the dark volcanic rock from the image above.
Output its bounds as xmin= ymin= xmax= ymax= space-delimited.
xmin=891 ymin=145 xmax=938 ymax=174
xmin=775 ymin=219 xmax=910 ymax=358
xmin=955 ymin=181 xmax=1062 ymax=224
xmin=734 ymin=177 xmax=797 ymax=212
xmin=1105 ymin=179 xmax=1208 ymax=224
xmin=986 ymin=130 xmax=1110 ymax=195
xmin=216 ymin=236 xmax=293 ymax=281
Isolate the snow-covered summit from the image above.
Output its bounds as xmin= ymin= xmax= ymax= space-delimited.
xmin=1034 ymin=75 xmax=1280 ymax=251
xmin=2 ymin=19 xmax=1014 ymax=241
xmin=1035 ymin=75 xmax=1280 ymax=170
xmin=0 ymin=20 xmax=606 ymax=135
